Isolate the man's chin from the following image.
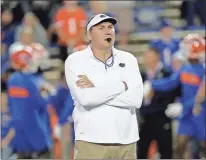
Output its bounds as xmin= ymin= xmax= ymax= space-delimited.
xmin=101 ymin=44 xmax=113 ymax=50
xmin=103 ymin=41 xmax=113 ymax=47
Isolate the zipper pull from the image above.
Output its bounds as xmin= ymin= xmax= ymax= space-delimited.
xmin=105 ymin=64 xmax=107 ymax=72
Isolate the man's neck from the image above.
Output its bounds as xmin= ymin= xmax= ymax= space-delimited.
xmin=90 ymin=45 xmax=112 ymax=62
xmin=162 ymin=36 xmax=172 ymax=43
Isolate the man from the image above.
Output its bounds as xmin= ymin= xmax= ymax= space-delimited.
xmin=1 ymin=91 xmax=16 ymax=160
xmin=48 ymin=70 xmax=74 ymax=160
xmin=138 ymin=48 xmax=180 ymax=159
xmin=146 ymin=34 xmax=205 ymax=159
xmin=64 ymin=13 xmax=143 ymax=159
xmin=1 ymin=9 xmax=16 ymax=53
xmin=7 ymin=45 xmax=52 ymax=159
xmin=150 ymin=19 xmax=180 ymax=72
xmin=54 ymin=0 xmax=87 ymax=62
xmin=9 ymin=26 xmax=34 ymax=55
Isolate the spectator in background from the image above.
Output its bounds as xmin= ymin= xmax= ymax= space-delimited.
xmin=87 ymin=1 xmax=118 ymax=35
xmin=3 ymin=27 xmax=34 ymax=88
xmin=49 ymin=70 xmax=75 ymax=160
xmin=15 ymin=12 xmax=49 ymax=47
xmin=87 ymin=1 xmax=107 ymax=18
xmin=48 ymin=70 xmax=73 ymax=160
xmin=1 ymin=9 xmax=16 ymax=54
xmin=31 ymin=1 xmax=52 ymax=29
xmin=1 ymin=92 xmax=16 ymax=160
xmin=138 ymin=48 xmax=180 ymax=159
xmin=6 ymin=2 xmax=25 ymax=25
xmin=180 ymin=0 xmax=206 ymax=27
xmin=150 ymin=20 xmax=180 ymax=72
xmin=107 ymin=1 xmax=136 ymax=45
xmin=9 ymin=27 xmax=34 ymax=55
xmin=53 ymin=0 xmax=87 ymax=62
xmin=148 ymin=34 xmax=205 ymax=159
xmin=1 ymin=9 xmax=17 ymax=88
xmin=8 ymin=45 xmax=53 ymax=159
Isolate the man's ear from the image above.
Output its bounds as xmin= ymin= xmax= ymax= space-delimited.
xmin=87 ymin=31 xmax=92 ymax=41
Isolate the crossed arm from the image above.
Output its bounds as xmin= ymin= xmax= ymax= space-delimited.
xmin=64 ymin=57 xmax=143 ymax=109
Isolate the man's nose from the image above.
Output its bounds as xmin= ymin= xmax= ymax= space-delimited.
xmin=105 ymin=30 xmax=112 ymax=35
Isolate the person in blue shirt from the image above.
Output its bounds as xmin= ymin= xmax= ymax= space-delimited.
xmin=150 ymin=19 xmax=180 ymax=72
xmin=1 ymin=92 xmax=16 ymax=160
xmin=30 ymin=43 xmax=56 ymax=150
xmin=1 ymin=9 xmax=16 ymax=52
xmin=59 ymin=95 xmax=75 ymax=160
xmin=146 ymin=34 xmax=205 ymax=159
xmin=48 ymin=70 xmax=75 ymax=159
xmin=1 ymin=9 xmax=17 ymax=91
xmin=7 ymin=45 xmax=52 ymax=159
xmin=138 ymin=48 xmax=181 ymax=159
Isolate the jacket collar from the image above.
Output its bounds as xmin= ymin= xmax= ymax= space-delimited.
xmin=85 ymin=45 xmax=117 ymax=58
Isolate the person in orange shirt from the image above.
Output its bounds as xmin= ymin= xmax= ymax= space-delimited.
xmin=54 ymin=0 xmax=88 ymax=61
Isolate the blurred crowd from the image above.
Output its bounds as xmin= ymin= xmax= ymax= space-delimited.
xmin=1 ymin=0 xmax=205 ymax=159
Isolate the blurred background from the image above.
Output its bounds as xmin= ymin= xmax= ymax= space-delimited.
xmin=1 ymin=0 xmax=205 ymax=159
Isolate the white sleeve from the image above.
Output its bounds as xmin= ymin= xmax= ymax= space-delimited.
xmin=64 ymin=57 xmax=125 ymax=108
xmin=106 ymin=56 xmax=143 ymax=109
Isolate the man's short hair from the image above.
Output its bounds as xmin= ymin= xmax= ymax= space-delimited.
xmin=86 ymin=15 xmax=96 ymax=31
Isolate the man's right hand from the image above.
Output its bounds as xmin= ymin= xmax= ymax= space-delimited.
xmin=76 ymin=75 xmax=94 ymax=88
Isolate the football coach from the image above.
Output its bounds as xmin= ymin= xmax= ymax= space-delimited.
xmin=64 ymin=13 xmax=143 ymax=159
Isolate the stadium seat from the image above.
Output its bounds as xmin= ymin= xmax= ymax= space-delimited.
xmin=134 ymin=6 xmax=163 ymax=32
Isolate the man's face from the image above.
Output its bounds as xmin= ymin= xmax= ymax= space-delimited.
xmin=88 ymin=21 xmax=115 ymax=49
xmin=20 ymin=32 xmax=33 ymax=45
xmin=1 ymin=10 xmax=13 ymax=25
xmin=144 ymin=50 xmax=159 ymax=69
xmin=161 ymin=26 xmax=173 ymax=39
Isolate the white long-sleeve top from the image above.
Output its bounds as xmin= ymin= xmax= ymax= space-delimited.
xmin=64 ymin=45 xmax=143 ymax=144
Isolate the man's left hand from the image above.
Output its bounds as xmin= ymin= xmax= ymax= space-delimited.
xmin=76 ymin=75 xmax=94 ymax=88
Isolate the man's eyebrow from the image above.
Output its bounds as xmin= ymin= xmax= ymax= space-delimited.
xmin=98 ymin=24 xmax=105 ymax=27
xmin=108 ymin=24 xmax=114 ymax=27
xmin=98 ymin=24 xmax=114 ymax=28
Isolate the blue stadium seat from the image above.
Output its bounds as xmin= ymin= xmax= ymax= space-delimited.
xmin=134 ymin=6 xmax=163 ymax=32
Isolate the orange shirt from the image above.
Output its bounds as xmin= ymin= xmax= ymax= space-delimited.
xmin=54 ymin=7 xmax=87 ymax=46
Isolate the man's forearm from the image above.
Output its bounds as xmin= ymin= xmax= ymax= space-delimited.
xmin=105 ymin=56 xmax=143 ymax=109
xmin=71 ymin=81 xmax=125 ymax=107
xmin=106 ymin=84 xmax=143 ymax=109
xmin=195 ymin=78 xmax=205 ymax=106
xmin=106 ymin=73 xmax=143 ymax=109
xmin=65 ymin=64 xmax=126 ymax=107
